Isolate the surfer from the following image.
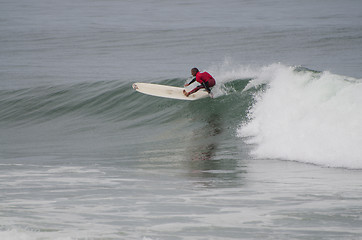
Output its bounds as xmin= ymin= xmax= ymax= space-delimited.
xmin=183 ymin=68 xmax=215 ymax=97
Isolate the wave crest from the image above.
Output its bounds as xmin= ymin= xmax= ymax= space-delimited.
xmin=237 ymin=64 xmax=362 ymax=168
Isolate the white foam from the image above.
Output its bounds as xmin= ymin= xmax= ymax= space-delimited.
xmin=237 ymin=64 xmax=362 ymax=168
xmin=0 ymin=229 xmax=74 ymax=240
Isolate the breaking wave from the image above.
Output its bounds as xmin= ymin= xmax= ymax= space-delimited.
xmin=1 ymin=63 xmax=361 ymax=168
xmin=237 ymin=64 xmax=362 ymax=169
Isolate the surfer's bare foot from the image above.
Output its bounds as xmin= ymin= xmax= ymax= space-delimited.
xmin=183 ymin=90 xmax=189 ymax=97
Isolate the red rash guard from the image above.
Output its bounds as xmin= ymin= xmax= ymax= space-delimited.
xmin=195 ymin=71 xmax=214 ymax=84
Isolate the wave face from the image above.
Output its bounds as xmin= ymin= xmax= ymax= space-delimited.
xmin=0 ymin=78 xmax=250 ymax=128
xmin=1 ymin=63 xmax=361 ymax=168
xmin=238 ymin=64 xmax=362 ymax=169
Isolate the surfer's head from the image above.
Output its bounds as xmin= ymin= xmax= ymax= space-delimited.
xmin=191 ymin=68 xmax=199 ymax=76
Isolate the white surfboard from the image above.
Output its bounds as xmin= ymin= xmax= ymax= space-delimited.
xmin=132 ymin=82 xmax=210 ymax=101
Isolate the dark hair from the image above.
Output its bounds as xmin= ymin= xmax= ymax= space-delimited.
xmin=191 ymin=68 xmax=199 ymax=73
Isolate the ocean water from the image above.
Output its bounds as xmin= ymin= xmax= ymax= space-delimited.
xmin=1 ymin=0 xmax=362 ymax=239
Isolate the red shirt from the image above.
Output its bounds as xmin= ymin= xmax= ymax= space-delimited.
xmin=195 ymin=71 xmax=214 ymax=84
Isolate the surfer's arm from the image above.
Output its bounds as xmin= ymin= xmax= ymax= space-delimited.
xmin=185 ymin=78 xmax=196 ymax=87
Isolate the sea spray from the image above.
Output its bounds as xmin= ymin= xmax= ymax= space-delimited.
xmin=238 ymin=64 xmax=362 ymax=168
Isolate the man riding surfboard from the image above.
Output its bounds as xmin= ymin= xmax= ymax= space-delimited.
xmin=183 ymin=68 xmax=215 ymax=97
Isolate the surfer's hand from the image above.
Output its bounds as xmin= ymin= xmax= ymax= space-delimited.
xmin=209 ymin=92 xmax=214 ymax=98
xmin=184 ymin=84 xmax=189 ymax=87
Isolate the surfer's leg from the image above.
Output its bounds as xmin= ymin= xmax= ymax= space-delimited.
xmin=208 ymin=78 xmax=215 ymax=87
xmin=188 ymin=85 xmax=204 ymax=95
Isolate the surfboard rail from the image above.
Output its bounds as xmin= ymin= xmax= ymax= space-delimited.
xmin=132 ymin=82 xmax=209 ymax=101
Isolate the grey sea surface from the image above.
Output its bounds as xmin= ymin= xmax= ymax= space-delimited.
xmin=1 ymin=0 xmax=362 ymax=239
